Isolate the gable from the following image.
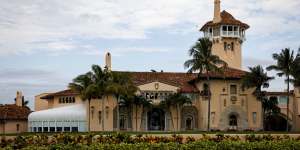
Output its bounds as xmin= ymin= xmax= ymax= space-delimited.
xmin=138 ymin=81 xmax=179 ymax=92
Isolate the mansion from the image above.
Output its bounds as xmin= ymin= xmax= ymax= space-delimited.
xmin=28 ymin=0 xmax=300 ymax=132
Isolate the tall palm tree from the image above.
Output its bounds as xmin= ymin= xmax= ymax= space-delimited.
xmin=290 ymin=49 xmax=300 ymax=87
xmin=267 ymin=48 xmax=297 ymax=131
xmin=69 ymin=72 xmax=97 ymax=132
xmin=171 ymin=93 xmax=192 ymax=131
xmin=132 ymin=95 xmax=148 ymax=132
xmin=241 ymin=65 xmax=274 ymax=130
xmin=160 ymin=93 xmax=191 ymax=131
xmin=184 ymin=37 xmax=227 ymax=131
xmin=105 ymin=72 xmax=138 ymax=131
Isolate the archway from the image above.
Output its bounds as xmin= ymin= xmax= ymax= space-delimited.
xmin=181 ymin=106 xmax=198 ymax=131
xmin=147 ymin=108 xmax=165 ymax=131
xmin=229 ymin=114 xmax=238 ymax=130
xmin=218 ymin=105 xmax=248 ymax=131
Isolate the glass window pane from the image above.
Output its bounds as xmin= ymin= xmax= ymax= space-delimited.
xmin=230 ymin=85 xmax=237 ymax=94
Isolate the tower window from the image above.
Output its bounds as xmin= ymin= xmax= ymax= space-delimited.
xmin=228 ymin=26 xmax=233 ymax=31
xmin=224 ymin=42 xmax=227 ymax=51
xmin=209 ymin=28 xmax=213 ymax=33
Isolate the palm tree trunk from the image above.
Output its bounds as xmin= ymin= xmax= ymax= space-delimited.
xmin=136 ymin=104 xmax=138 ymax=132
xmin=169 ymin=106 xmax=175 ymax=131
xmin=206 ymin=70 xmax=211 ymax=131
xmin=88 ymin=99 xmax=91 ymax=132
xmin=287 ymin=75 xmax=290 ymax=131
xmin=262 ymin=108 xmax=265 ymax=131
xmin=102 ymin=96 xmax=105 ymax=131
xmin=177 ymin=104 xmax=179 ymax=131
xmin=116 ymin=96 xmax=119 ymax=131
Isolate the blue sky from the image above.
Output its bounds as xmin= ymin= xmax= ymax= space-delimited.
xmin=0 ymin=0 xmax=299 ymax=109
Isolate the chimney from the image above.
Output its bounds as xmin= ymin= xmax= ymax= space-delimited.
xmin=15 ymin=91 xmax=23 ymax=107
xmin=213 ymin=0 xmax=221 ymax=23
xmin=105 ymin=52 xmax=112 ymax=71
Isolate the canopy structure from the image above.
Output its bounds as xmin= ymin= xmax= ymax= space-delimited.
xmin=28 ymin=104 xmax=87 ymax=132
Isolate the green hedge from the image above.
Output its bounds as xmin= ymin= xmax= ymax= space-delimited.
xmin=3 ymin=141 xmax=300 ymax=150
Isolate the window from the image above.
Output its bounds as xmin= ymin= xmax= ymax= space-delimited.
xmin=64 ymin=127 xmax=70 ymax=132
xmin=33 ymin=127 xmax=37 ymax=132
xmin=231 ymin=42 xmax=234 ymax=51
xmin=50 ymin=127 xmax=55 ymax=132
xmin=200 ymin=83 xmax=210 ymax=97
xmin=209 ymin=28 xmax=213 ymax=33
xmin=56 ymin=127 xmax=62 ymax=132
xmin=252 ymin=112 xmax=257 ymax=124
xmin=38 ymin=127 xmax=42 ymax=132
xmin=230 ymin=85 xmax=237 ymax=95
xmin=228 ymin=26 xmax=233 ymax=31
xmin=16 ymin=124 xmax=20 ymax=132
xmin=43 ymin=127 xmax=49 ymax=132
xmin=71 ymin=127 xmax=78 ymax=132
xmin=224 ymin=42 xmax=227 ymax=51
xmin=224 ymin=99 xmax=227 ymax=107
xmin=234 ymin=26 xmax=238 ymax=31
xmin=222 ymin=26 xmax=227 ymax=31
xmin=98 ymin=111 xmax=102 ymax=124
xmin=120 ymin=115 xmax=126 ymax=130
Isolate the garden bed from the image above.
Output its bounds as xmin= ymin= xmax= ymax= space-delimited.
xmin=2 ymin=133 xmax=300 ymax=149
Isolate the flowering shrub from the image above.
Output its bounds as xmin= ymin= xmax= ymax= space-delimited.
xmin=1 ymin=133 xmax=300 ymax=149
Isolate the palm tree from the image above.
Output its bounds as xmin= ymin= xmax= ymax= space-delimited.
xmin=132 ymin=95 xmax=152 ymax=131
xmin=290 ymin=49 xmax=300 ymax=86
xmin=69 ymin=71 xmax=97 ymax=132
xmin=241 ymin=65 xmax=274 ymax=130
xmin=21 ymin=96 xmax=29 ymax=107
xmin=267 ymin=48 xmax=297 ymax=131
xmin=160 ymin=93 xmax=191 ymax=131
xmin=184 ymin=37 xmax=227 ymax=131
xmin=105 ymin=72 xmax=138 ymax=131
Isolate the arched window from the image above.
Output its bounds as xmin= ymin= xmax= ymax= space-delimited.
xmin=16 ymin=124 xmax=20 ymax=132
xmin=224 ymin=42 xmax=227 ymax=51
xmin=120 ymin=115 xmax=127 ymax=130
xmin=202 ymin=83 xmax=210 ymax=96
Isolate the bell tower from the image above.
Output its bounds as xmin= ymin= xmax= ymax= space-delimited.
xmin=200 ymin=0 xmax=249 ymax=69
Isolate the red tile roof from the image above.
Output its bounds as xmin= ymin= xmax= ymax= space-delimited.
xmin=41 ymin=89 xmax=79 ymax=99
xmin=0 ymin=104 xmax=31 ymax=120
xmin=128 ymin=71 xmax=199 ymax=93
xmin=41 ymin=67 xmax=247 ymax=98
xmin=200 ymin=10 xmax=250 ymax=31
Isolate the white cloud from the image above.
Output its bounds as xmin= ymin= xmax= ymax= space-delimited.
xmin=0 ymin=0 xmax=299 ymax=56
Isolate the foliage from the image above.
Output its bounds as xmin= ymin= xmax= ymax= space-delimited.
xmin=3 ymin=133 xmax=300 ymax=150
xmin=184 ymin=38 xmax=227 ymax=75
xmin=267 ymin=48 xmax=300 ymax=131
xmin=184 ymin=37 xmax=227 ymax=131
